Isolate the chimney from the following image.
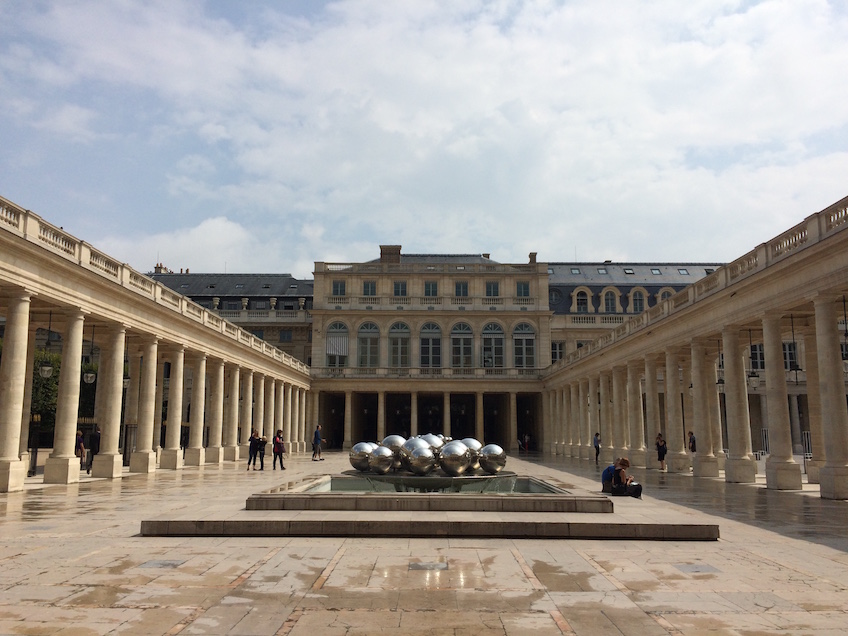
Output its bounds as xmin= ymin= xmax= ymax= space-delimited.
xmin=482 ymin=253 xmax=490 ymax=259
xmin=529 ymin=252 xmax=537 ymax=264
xmin=380 ymin=245 xmax=402 ymax=264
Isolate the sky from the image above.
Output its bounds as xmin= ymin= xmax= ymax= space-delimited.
xmin=2 ymin=0 xmax=847 ymax=279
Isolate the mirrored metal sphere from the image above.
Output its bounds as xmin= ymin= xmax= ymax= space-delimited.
xmin=381 ymin=434 xmax=407 ymax=450
xmin=421 ymin=433 xmax=444 ymax=454
xmin=349 ymin=442 xmax=373 ymax=472
xmin=439 ymin=440 xmax=471 ymax=477
xmin=368 ymin=445 xmax=395 ymax=474
xmin=461 ymin=438 xmax=483 ymax=471
xmin=479 ymin=444 xmax=507 ymax=474
xmin=408 ymin=447 xmax=437 ymax=475
xmin=401 ymin=437 xmax=431 ymax=470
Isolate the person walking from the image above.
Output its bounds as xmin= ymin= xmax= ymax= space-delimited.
xmin=593 ymin=432 xmax=601 ymax=464
xmin=656 ymin=433 xmax=667 ymax=471
xmin=273 ymin=429 xmax=286 ymax=470
xmin=247 ymin=430 xmax=259 ymax=470
xmin=688 ymin=431 xmax=697 ymax=453
xmin=75 ymin=430 xmax=86 ymax=471
xmin=257 ymin=434 xmax=267 ymax=470
xmin=86 ymin=426 xmax=100 ymax=474
xmin=312 ymin=424 xmax=325 ymax=461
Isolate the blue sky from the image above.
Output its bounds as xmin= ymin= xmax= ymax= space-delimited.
xmin=2 ymin=0 xmax=847 ymax=279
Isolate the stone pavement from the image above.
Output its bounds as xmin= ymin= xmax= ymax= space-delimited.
xmin=1 ymin=452 xmax=848 ymax=635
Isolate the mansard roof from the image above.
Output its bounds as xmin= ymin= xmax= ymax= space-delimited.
xmin=547 ymin=262 xmax=724 ymax=286
xmin=149 ymin=272 xmax=313 ymax=297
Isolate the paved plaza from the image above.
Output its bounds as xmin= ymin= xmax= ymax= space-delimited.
xmin=2 ymin=453 xmax=848 ymax=635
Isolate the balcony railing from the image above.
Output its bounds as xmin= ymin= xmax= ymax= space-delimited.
xmin=311 ymin=366 xmax=541 ymax=379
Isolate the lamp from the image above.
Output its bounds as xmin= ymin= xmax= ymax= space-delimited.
xmin=83 ymin=324 xmax=96 ymax=384
xmin=716 ymin=339 xmax=725 ymax=390
xmin=748 ymin=329 xmax=760 ymax=389
xmin=789 ymin=314 xmax=802 ymax=385
xmin=39 ymin=311 xmax=54 ymax=378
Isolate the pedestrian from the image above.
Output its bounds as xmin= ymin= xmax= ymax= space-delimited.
xmin=75 ymin=430 xmax=86 ymax=470
xmin=273 ymin=429 xmax=286 ymax=470
xmin=247 ymin=430 xmax=259 ymax=470
xmin=688 ymin=431 xmax=697 ymax=453
xmin=656 ymin=433 xmax=667 ymax=471
xmin=593 ymin=432 xmax=601 ymax=464
xmin=611 ymin=457 xmax=642 ymax=498
xmin=87 ymin=425 xmax=100 ymax=474
xmin=257 ymin=435 xmax=267 ymax=470
xmin=312 ymin=424 xmax=325 ymax=461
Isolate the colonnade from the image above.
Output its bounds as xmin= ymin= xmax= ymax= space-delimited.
xmin=545 ymin=301 xmax=848 ymax=499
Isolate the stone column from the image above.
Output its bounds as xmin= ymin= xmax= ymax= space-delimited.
xmin=253 ymin=373 xmax=265 ymax=438
xmin=153 ymin=357 xmax=166 ymax=452
xmin=160 ymin=346 xmax=185 ymax=470
xmin=410 ymin=391 xmax=419 ymax=437
xmin=292 ymin=387 xmax=302 ymax=452
xmin=578 ymin=379 xmax=588 ymax=459
xmin=802 ymin=328 xmax=824 ymax=482
xmin=130 ymin=337 xmax=158 ymax=473
xmin=18 ymin=325 xmax=38 ymax=460
xmin=788 ymin=394 xmax=802 ymax=454
xmin=239 ymin=370 xmax=253 ymax=455
xmin=665 ymin=348 xmax=689 ymax=473
xmin=299 ymin=389 xmax=307 ymax=450
xmin=44 ymin=310 xmax=86 ymax=484
xmin=343 ymin=390 xmax=352 ymax=450
xmin=377 ymin=391 xmax=386 ymax=440
xmin=723 ymin=327 xmax=756 ymax=483
xmin=708 ymin=353 xmax=725 ymax=470
xmin=587 ymin=376 xmax=599 ymax=462
xmin=626 ymin=360 xmax=646 ymax=467
xmin=691 ymin=341 xmax=718 ymax=477
xmin=284 ymin=382 xmax=293 ymax=452
xmin=184 ymin=354 xmax=207 ymax=466
xmin=644 ymin=355 xmax=661 ymax=469
xmin=508 ymin=391 xmax=518 ymax=452
xmin=762 ymin=313 xmax=802 ymax=490
xmin=681 ymin=363 xmax=694 ymax=466
xmin=476 ymin=392 xmax=485 ymax=443
xmin=206 ymin=358 xmax=225 ymax=464
xmin=554 ymin=388 xmax=563 ymax=455
xmin=223 ymin=364 xmax=240 ymax=461
xmin=611 ymin=367 xmax=627 ymax=459
xmin=598 ymin=373 xmax=613 ymax=464
xmin=263 ymin=375 xmax=275 ymax=445
xmin=91 ymin=325 xmax=126 ymax=479
xmin=814 ymin=295 xmax=848 ymax=499
xmin=443 ymin=392 xmax=451 ymax=438
xmin=274 ymin=379 xmax=284 ymax=445
xmin=0 ymin=292 xmax=31 ymax=493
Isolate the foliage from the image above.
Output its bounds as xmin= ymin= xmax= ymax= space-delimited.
xmin=30 ymin=349 xmax=61 ymax=430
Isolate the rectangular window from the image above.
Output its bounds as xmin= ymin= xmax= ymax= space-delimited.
xmin=420 ymin=337 xmax=441 ymax=368
xmin=516 ymin=281 xmax=530 ymax=297
xmin=486 ymin=281 xmax=499 ymax=297
xmin=481 ymin=337 xmax=504 ymax=368
xmin=362 ymin=280 xmax=376 ymax=296
xmin=451 ymin=337 xmax=473 ymax=368
xmin=279 ymin=329 xmax=292 ymax=342
xmin=224 ymin=301 xmax=241 ymax=310
xmin=678 ymin=268 xmax=690 ymax=275
xmin=455 ymin=281 xmax=468 ymax=297
xmin=251 ymin=329 xmax=264 ymax=339
xmin=782 ymin=342 xmax=798 ymax=371
xmin=514 ymin=338 xmax=535 ymax=369
xmin=332 ymin=280 xmax=346 ymax=296
xmin=597 ymin=267 xmax=607 ymax=274
xmin=252 ymin=301 xmax=267 ymax=310
xmin=624 ymin=268 xmax=634 ymax=275
xmin=424 ymin=280 xmax=438 ymax=297
xmin=327 ymin=354 xmax=347 ymax=368
xmin=551 ymin=341 xmax=564 ymax=362
xmin=390 ymin=338 xmax=410 ymax=368
xmin=570 ymin=268 xmax=581 ymax=274
xmin=651 ymin=268 xmax=661 ymax=275
xmin=750 ymin=344 xmax=764 ymax=370
xmin=358 ymin=337 xmax=379 ymax=367
xmin=393 ymin=281 xmax=407 ymax=297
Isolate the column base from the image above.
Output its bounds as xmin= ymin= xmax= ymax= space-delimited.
xmin=130 ymin=451 xmax=157 ymax=473
xmin=184 ymin=447 xmax=206 ymax=466
xmin=806 ymin=459 xmax=825 ymax=484
xmin=693 ymin=456 xmax=719 ymax=478
xmin=628 ymin=449 xmax=647 ymax=468
xmin=44 ymin=456 xmax=81 ymax=484
xmin=724 ymin=457 xmax=757 ymax=483
xmin=239 ymin=443 xmax=251 ymax=458
xmin=91 ymin=454 xmax=123 ymax=479
xmin=667 ymin=453 xmax=691 ymax=474
xmin=599 ymin=448 xmax=615 ymax=466
xmin=820 ymin=465 xmax=848 ymax=500
xmin=765 ymin=458 xmax=802 ymax=490
xmin=223 ymin=446 xmax=240 ymax=462
xmin=715 ymin=453 xmax=726 ymax=471
xmin=160 ymin=449 xmax=184 ymax=470
xmin=205 ymin=447 xmax=224 ymax=464
xmin=0 ymin=458 xmax=27 ymax=492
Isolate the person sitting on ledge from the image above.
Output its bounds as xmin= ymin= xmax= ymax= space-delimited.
xmin=611 ymin=457 xmax=642 ymax=499
xmin=601 ymin=459 xmax=619 ymax=493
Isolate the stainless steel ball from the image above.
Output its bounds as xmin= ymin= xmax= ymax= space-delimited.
xmin=368 ymin=445 xmax=395 ymax=474
xmin=349 ymin=442 xmax=373 ymax=472
xmin=401 ymin=437 xmax=431 ymax=470
xmin=408 ymin=447 xmax=437 ymax=476
xmin=461 ymin=438 xmax=483 ymax=471
xmin=421 ymin=433 xmax=444 ymax=453
xmin=479 ymin=444 xmax=507 ymax=474
xmin=438 ymin=440 xmax=471 ymax=477
xmin=381 ymin=434 xmax=407 ymax=469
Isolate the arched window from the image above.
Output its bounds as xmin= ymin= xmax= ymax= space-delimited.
xmin=632 ymin=290 xmax=645 ymax=313
xmin=326 ymin=322 xmax=348 ymax=368
xmin=482 ymin=323 xmax=504 ymax=368
xmin=513 ymin=323 xmax=536 ymax=368
xmin=657 ymin=287 xmax=675 ymax=302
xmin=451 ymin=323 xmax=473 ymax=368
xmin=420 ymin=322 xmax=441 ymax=369
xmin=576 ymin=290 xmax=589 ymax=313
xmin=358 ymin=322 xmax=379 ymax=368
xmin=389 ymin=322 xmax=410 ymax=368
xmin=604 ymin=290 xmax=616 ymax=313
